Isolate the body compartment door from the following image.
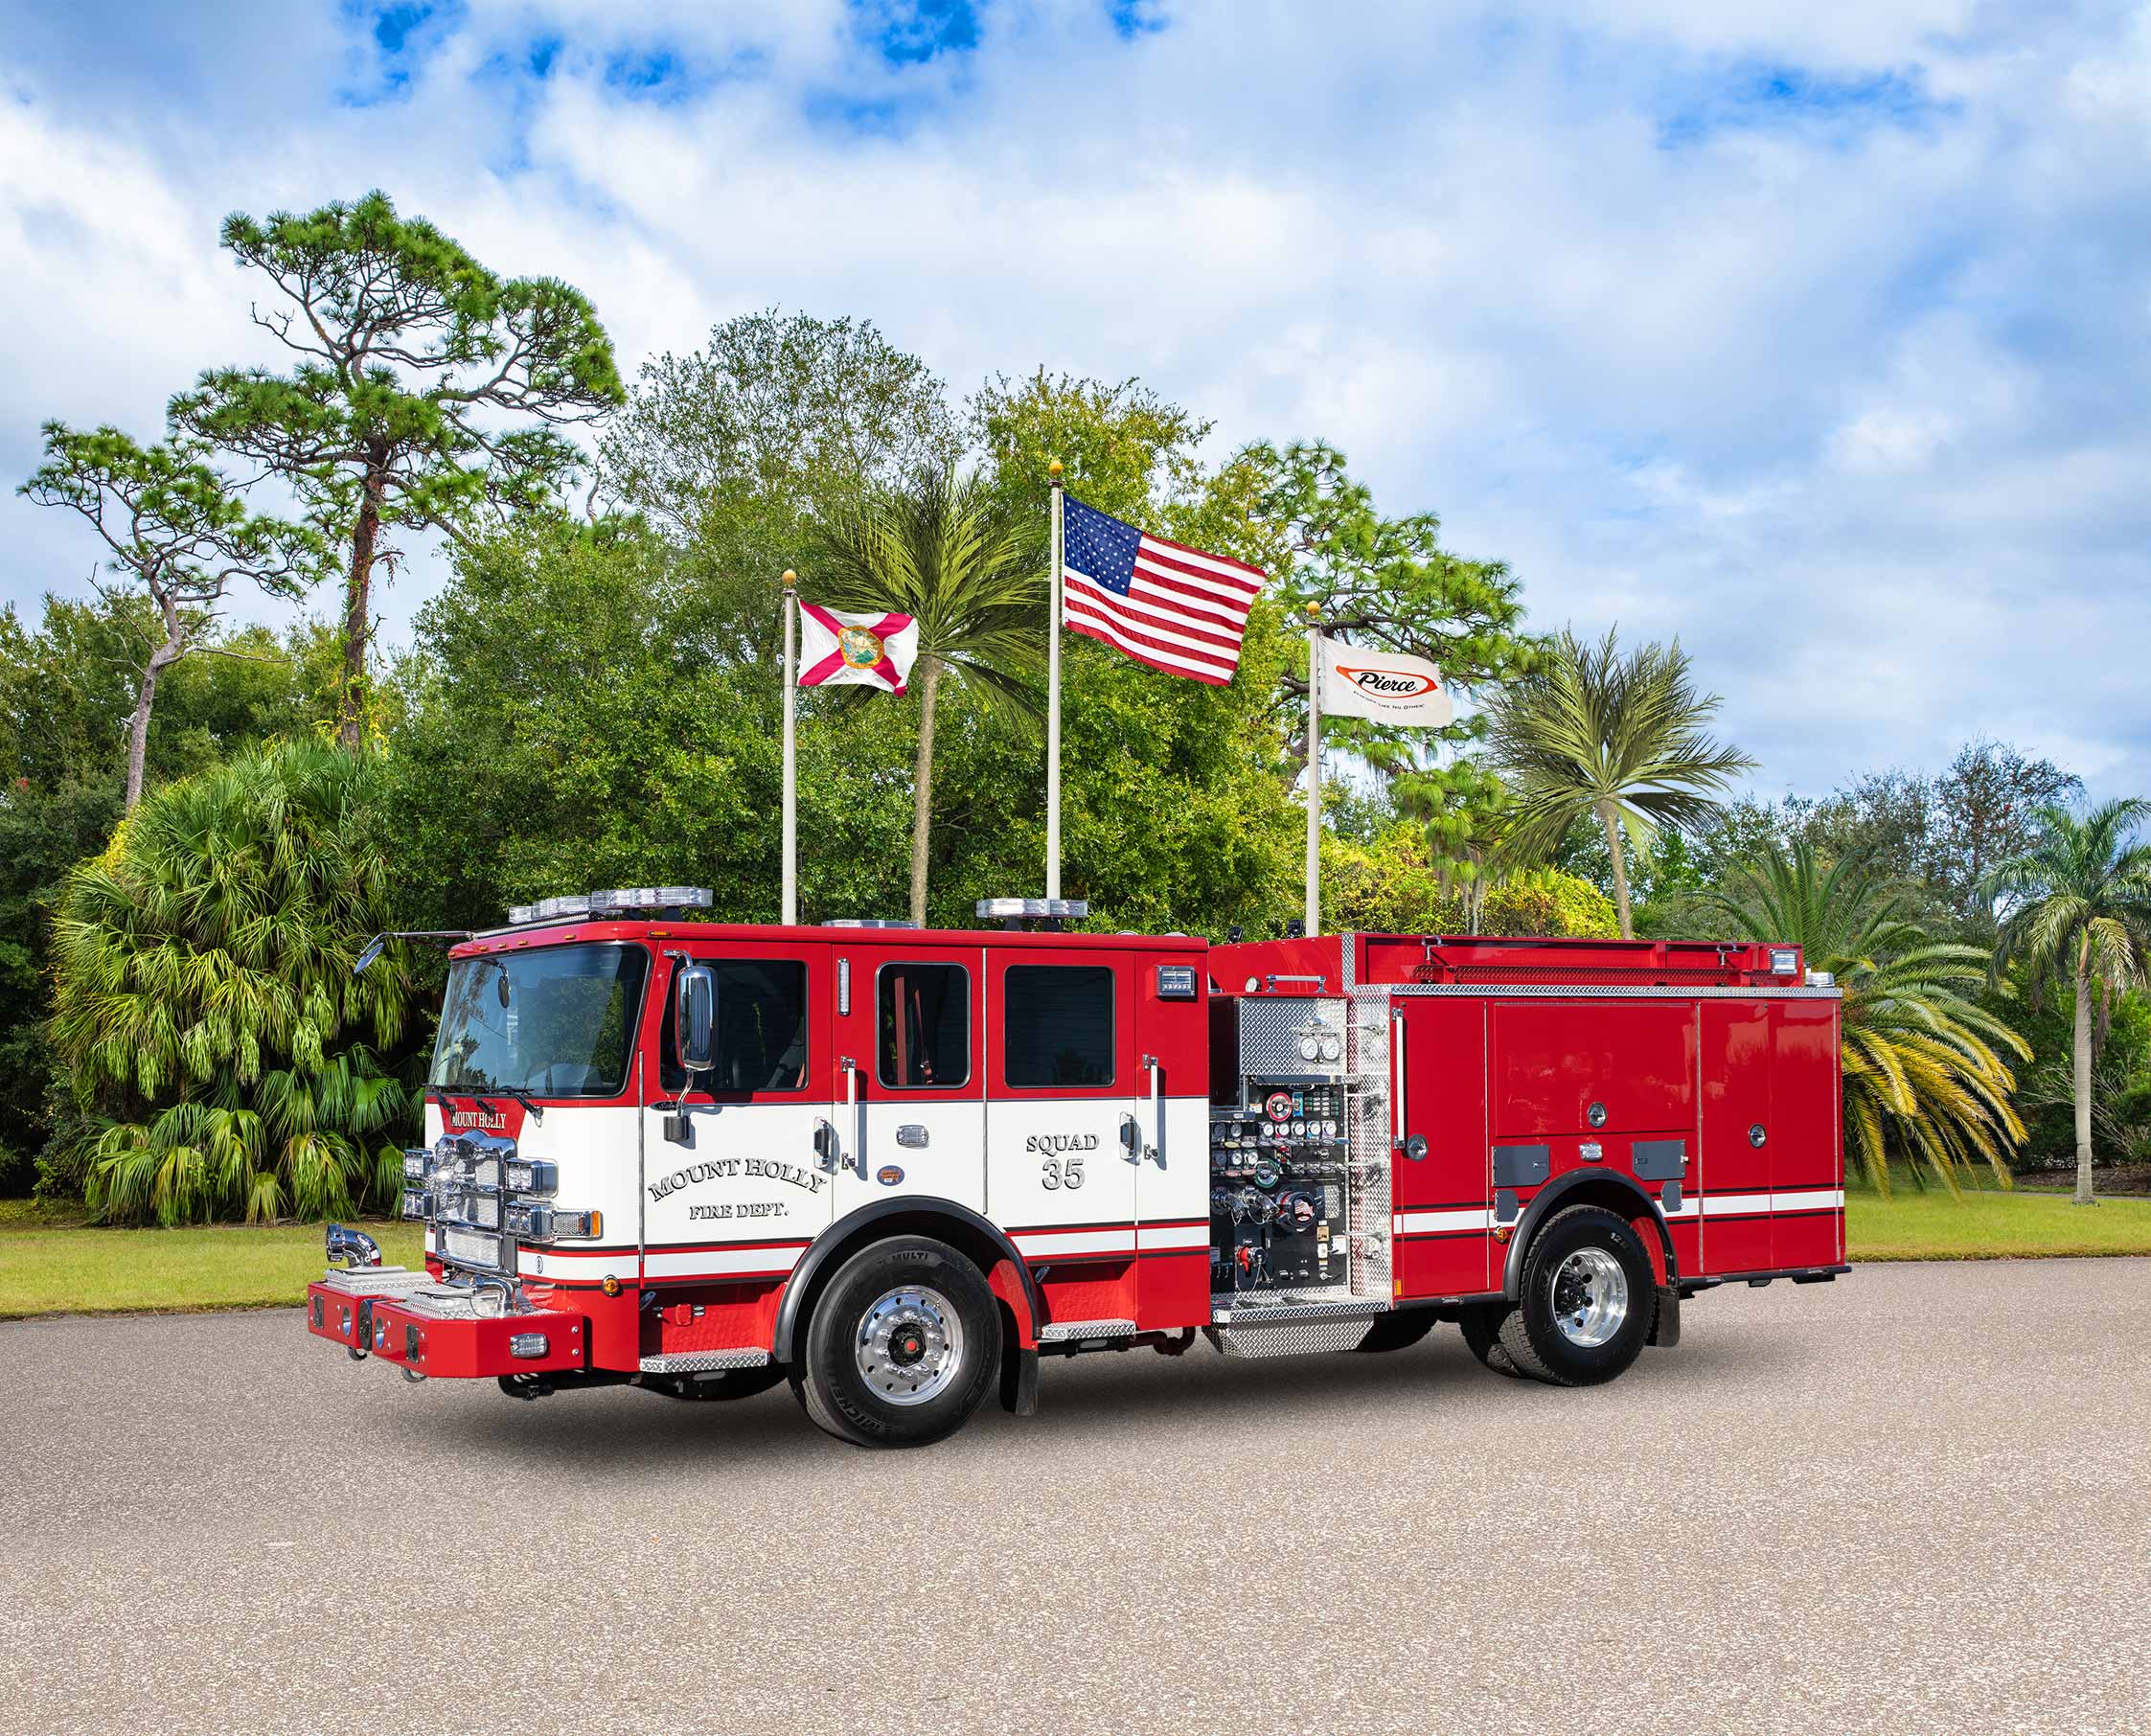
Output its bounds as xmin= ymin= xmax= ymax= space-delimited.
xmin=1391 ymin=995 xmax=1493 ymax=1298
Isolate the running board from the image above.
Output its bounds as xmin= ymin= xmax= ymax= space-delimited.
xmin=1205 ymin=1294 xmax=1390 ymax=1359
xmin=1037 ymin=1318 xmax=1137 ymax=1343
xmin=639 ymin=1349 xmax=770 ymax=1374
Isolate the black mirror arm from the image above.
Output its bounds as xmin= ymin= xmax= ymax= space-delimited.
xmin=352 ymin=930 xmax=474 ymax=977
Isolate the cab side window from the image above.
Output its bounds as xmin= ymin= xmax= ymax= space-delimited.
xmin=878 ymin=963 xmax=971 ymax=1088
xmin=1003 ymin=965 xmax=1115 ymax=1088
xmin=661 ymin=958 xmax=810 ymax=1096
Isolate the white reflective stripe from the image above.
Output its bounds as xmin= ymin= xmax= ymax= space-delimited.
xmin=1772 ymin=1188 xmax=1846 ymax=1212
xmin=515 ymin=1245 xmax=633 ymax=1273
xmin=642 ymin=1245 xmax=807 ymax=1280
xmin=1702 ymin=1193 xmax=1773 ymax=1216
xmin=1661 ymin=1197 xmax=1701 ymax=1219
xmin=1135 ymin=1222 xmax=1210 ymax=1252
xmin=1393 ymin=1208 xmax=1492 ymax=1236
xmin=1009 ymin=1227 xmax=1138 ymax=1258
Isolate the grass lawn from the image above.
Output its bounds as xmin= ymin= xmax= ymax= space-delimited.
xmin=1847 ymin=1181 xmax=2151 ymax=1261
xmin=0 ymin=1203 xmax=423 ymax=1319
xmin=6 ymin=1179 xmax=2151 ymax=1318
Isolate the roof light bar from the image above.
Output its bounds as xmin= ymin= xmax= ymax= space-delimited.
xmin=506 ymin=887 xmax=714 ymax=925
xmin=975 ymin=897 xmax=1089 ymax=921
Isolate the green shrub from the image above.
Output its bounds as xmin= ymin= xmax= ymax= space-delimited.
xmin=1321 ymin=830 xmax=1617 ymax=938
xmin=48 ymin=742 xmax=419 ymax=1223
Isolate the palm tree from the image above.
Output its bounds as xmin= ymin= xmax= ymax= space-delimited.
xmin=1484 ymin=627 xmax=1754 ymax=938
xmin=1703 ymin=840 xmax=2028 ymax=1195
xmin=1984 ymin=800 xmax=2151 ymax=1205
xmin=49 ymin=741 xmax=416 ymax=1223
xmin=812 ymin=468 xmax=1043 ymax=924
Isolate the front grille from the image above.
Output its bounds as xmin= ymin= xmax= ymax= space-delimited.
xmin=435 ymin=1189 xmax=500 ymax=1230
xmin=440 ymin=1225 xmax=508 ymax=1271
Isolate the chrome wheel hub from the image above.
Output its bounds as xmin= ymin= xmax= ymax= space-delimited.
xmin=855 ymin=1286 xmax=964 ymax=1406
xmin=1549 ymin=1247 xmax=1629 ymax=1348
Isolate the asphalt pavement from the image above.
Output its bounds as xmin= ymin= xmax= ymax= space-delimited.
xmin=3 ymin=1259 xmax=2147 ymax=1735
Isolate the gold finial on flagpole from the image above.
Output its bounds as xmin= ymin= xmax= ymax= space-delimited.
xmin=1306 ymin=602 xmax=1320 ymax=620
xmin=1047 ymin=458 xmax=1063 ymax=480
xmin=782 ymin=569 xmax=796 ymax=589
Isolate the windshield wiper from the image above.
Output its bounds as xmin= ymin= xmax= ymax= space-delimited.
xmin=482 ymin=1086 xmax=545 ymax=1124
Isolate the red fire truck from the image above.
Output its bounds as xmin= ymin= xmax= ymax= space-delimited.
xmin=309 ymin=888 xmax=1846 ymax=1447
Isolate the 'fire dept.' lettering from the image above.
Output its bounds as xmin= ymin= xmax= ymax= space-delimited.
xmin=647 ymin=1156 xmax=828 ymax=1202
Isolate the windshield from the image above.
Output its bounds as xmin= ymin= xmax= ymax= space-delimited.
xmin=429 ymin=944 xmax=650 ymax=1098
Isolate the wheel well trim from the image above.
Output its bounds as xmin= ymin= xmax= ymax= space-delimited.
xmin=771 ymin=1196 xmax=1046 ymax=1363
xmin=1499 ymin=1170 xmax=1675 ymax=1300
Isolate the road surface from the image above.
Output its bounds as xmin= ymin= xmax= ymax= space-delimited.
xmin=2 ymin=1258 xmax=2146 ymax=1735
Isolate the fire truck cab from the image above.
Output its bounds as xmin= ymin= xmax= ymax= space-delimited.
xmin=309 ymin=889 xmax=1847 ymax=1448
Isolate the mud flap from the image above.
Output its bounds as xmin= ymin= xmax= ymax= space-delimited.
xmin=1647 ymin=1283 xmax=1681 ymax=1348
xmin=1000 ymin=1345 xmax=1040 ymax=1416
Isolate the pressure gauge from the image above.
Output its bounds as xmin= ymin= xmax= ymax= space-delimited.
xmin=1321 ymin=1034 xmax=1343 ymax=1062
xmin=1298 ymin=1034 xmax=1321 ymax=1062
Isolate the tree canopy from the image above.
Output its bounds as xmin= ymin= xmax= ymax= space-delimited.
xmin=171 ymin=190 xmax=625 ymax=748
xmin=19 ymin=423 xmax=320 ymax=809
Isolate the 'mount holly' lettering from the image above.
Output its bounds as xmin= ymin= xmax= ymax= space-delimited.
xmin=648 ymin=1156 xmax=827 ymax=1201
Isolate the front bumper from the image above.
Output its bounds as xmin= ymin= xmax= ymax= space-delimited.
xmin=307 ymin=1269 xmax=588 ymax=1379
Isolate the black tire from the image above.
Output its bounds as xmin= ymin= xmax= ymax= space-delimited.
xmin=1496 ymin=1204 xmax=1656 ymax=1387
xmin=1352 ymin=1309 xmax=1440 ymax=1354
xmin=1456 ymin=1302 xmax=1525 ymax=1378
xmin=790 ymin=1236 xmax=1000 ymax=1448
xmin=649 ymin=1364 xmax=789 ymax=1402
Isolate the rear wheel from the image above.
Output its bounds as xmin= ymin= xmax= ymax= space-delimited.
xmin=1352 ymin=1309 xmax=1440 ymax=1354
xmin=1496 ymin=1205 xmax=1655 ymax=1387
xmin=791 ymin=1236 xmax=1000 ymax=1448
xmin=1456 ymin=1302 xmax=1524 ymax=1378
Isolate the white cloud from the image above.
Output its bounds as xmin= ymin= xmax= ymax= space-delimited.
xmin=1 ymin=0 xmax=2148 ymax=807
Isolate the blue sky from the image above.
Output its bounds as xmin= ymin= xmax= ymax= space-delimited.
xmin=3 ymin=0 xmax=2148 ymax=802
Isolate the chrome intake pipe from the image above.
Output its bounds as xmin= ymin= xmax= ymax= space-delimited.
xmin=326 ymin=1223 xmax=382 ymax=1268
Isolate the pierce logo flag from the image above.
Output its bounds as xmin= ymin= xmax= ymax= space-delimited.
xmin=1316 ymin=635 xmax=1454 ymax=727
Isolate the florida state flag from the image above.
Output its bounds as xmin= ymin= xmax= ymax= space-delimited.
xmin=797 ymin=605 xmax=920 ymax=695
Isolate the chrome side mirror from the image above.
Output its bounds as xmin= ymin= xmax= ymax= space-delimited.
xmin=675 ymin=963 xmax=717 ymax=1076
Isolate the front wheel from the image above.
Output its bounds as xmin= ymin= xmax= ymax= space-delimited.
xmin=791 ymin=1236 xmax=1001 ymax=1448
xmin=1496 ymin=1204 xmax=1656 ymax=1386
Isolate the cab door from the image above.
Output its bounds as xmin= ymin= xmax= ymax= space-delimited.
xmin=984 ymin=948 xmax=1139 ymax=1247
xmin=831 ymin=943 xmax=987 ymax=1217
xmin=640 ymin=941 xmax=835 ymax=1284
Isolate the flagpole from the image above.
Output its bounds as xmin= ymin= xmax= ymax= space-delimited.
xmin=1305 ymin=602 xmax=1321 ymax=938
xmin=781 ymin=569 xmax=798 ymax=926
xmin=1045 ymin=458 xmax=1064 ymax=902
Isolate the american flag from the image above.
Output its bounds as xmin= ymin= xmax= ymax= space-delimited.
xmin=1061 ymin=493 xmax=1265 ymax=685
